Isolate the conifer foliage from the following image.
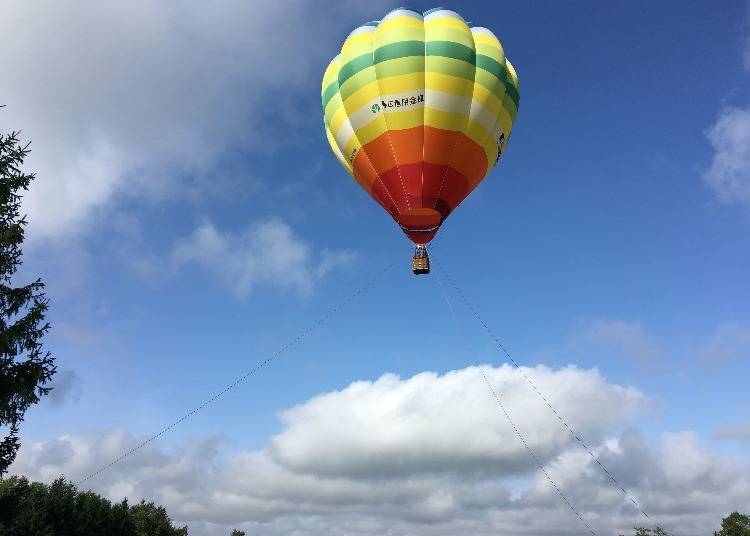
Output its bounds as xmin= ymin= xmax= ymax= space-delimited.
xmin=0 ymin=117 xmax=55 ymax=475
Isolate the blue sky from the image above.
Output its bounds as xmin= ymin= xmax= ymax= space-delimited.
xmin=3 ymin=1 xmax=750 ymax=535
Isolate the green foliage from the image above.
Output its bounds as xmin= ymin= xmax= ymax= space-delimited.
xmin=714 ymin=512 xmax=750 ymax=536
xmin=0 ymin=119 xmax=55 ymax=475
xmin=619 ymin=527 xmax=671 ymax=536
xmin=635 ymin=528 xmax=670 ymax=536
xmin=230 ymin=530 xmax=246 ymax=536
xmin=0 ymin=476 xmax=187 ymax=535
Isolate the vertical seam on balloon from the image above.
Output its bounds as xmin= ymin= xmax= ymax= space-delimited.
xmin=432 ymin=31 xmax=477 ymax=213
xmin=354 ymin=115 xmax=401 ymax=216
xmin=373 ymin=24 xmax=412 ymax=213
xmin=420 ymin=14 xmax=427 ymax=206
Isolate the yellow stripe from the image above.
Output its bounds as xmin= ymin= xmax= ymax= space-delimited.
xmin=328 ymin=104 xmax=349 ymax=137
xmin=473 ymin=33 xmax=501 ymax=49
xmin=471 ymin=83 xmax=503 ymax=117
xmin=424 ymin=107 xmax=467 ymax=131
xmin=376 ymin=71 xmax=424 ymax=95
xmin=322 ymin=59 xmax=340 ymax=87
xmin=353 ymin=118 xmax=387 ymax=146
xmin=342 ymin=30 xmax=374 ymax=51
xmin=377 ymin=15 xmax=423 ymax=32
xmin=426 ymin=71 xmax=474 ymax=96
xmin=424 ymin=16 xmax=468 ymax=32
xmin=342 ymin=80 xmax=380 ymax=111
xmin=384 ymin=108 xmax=423 ymax=130
xmin=463 ymin=119 xmax=492 ymax=146
xmin=427 ymin=27 xmax=473 ymax=47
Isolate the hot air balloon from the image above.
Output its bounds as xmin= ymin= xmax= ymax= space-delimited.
xmin=321 ymin=7 xmax=520 ymax=274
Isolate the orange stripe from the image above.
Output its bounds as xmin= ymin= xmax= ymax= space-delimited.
xmin=449 ymin=134 xmax=489 ymax=189
xmin=352 ymin=151 xmax=377 ymax=192
xmin=388 ymin=126 xmax=424 ymax=165
xmin=423 ymin=125 xmax=459 ymax=166
xmin=360 ymin=134 xmax=398 ymax=176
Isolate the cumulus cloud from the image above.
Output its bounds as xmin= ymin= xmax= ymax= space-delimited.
xmin=13 ymin=364 xmax=749 ymax=535
xmin=698 ymin=323 xmax=750 ymax=363
xmin=171 ymin=219 xmax=356 ymax=298
xmin=0 ymin=0 xmax=392 ymax=240
xmin=570 ymin=319 xmax=660 ymax=365
xmin=269 ymin=365 xmax=645 ymax=478
xmin=704 ymin=107 xmax=750 ymax=209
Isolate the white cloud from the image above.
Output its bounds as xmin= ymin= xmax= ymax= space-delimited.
xmin=171 ymin=219 xmax=356 ymax=298
xmin=698 ymin=323 xmax=750 ymax=363
xmin=0 ymin=0 xmax=393 ymax=240
xmin=268 ymin=364 xmax=645 ymax=478
xmin=13 ymin=364 xmax=749 ymax=535
xmin=570 ymin=319 xmax=660 ymax=365
xmin=704 ymin=107 xmax=750 ymax=208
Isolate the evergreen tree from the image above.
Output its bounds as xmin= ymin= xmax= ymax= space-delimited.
xmin=715 ymin=512 xmax=750 ymax=536
xmin=0 ymin=476 xmax=187 ymax=535
xmin=0 ymin=117 xmax=55 ymax=475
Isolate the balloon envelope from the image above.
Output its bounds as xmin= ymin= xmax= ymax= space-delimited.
xmin=322 ymin=8 xmax=520 ymax=244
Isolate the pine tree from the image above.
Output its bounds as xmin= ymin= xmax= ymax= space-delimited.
xmin=0 ymin=115 xmax=55 ymax=475
xmin=715 ymin=512 xmax=750 ymax=536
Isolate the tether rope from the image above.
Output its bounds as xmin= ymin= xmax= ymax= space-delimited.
xmin=75 ymin=260 xmax=394 ymax=486
xmin=432 ymin=261 xmax=597 ymax=535
xmin=431 ymin=251 xmax=651 ymax=522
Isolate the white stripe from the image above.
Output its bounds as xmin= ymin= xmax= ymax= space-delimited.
xmin=381 ymin=9 xmax=422 ymax=22
xmin=468 ymin=99 xmax=502 ymax=134
xmin=424 ymin=9 xmax=465 ymax=22
xmin=334 ymin=117 xmax=356 ymax=153
xmin=347 ymin=25 xmax=375 ymax=39
xmin=346 ymin=92 xmax=425 ymax=132
xmin=326 ymin=125 xmax=349 ymax=170
xmin=471 ymin=27 xmax=495 ymax=37
xmin=424 ymin=89 xmax=471 ymax=115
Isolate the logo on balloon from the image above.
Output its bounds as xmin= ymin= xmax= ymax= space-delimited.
xmin=495 ymin=132 xmax=506 ymax=163
xmin=371 ymin=103 xmax=381 ymax=113
xmin=380 ymin=94 xmax=424 ymax=109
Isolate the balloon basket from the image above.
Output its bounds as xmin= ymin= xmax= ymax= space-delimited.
xmin=412 ymin=245 xmax=430 ymax=275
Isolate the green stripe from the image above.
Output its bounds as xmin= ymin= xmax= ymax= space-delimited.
xmin=374 ymin=56 xmax=426 ymax=79
xmin=426 ymin=55 xmax=475 ymax=81
xmin=502 ymin=94 xmax=518 ymax=119
xmin=338 ymin=68 xmax=374 ymax=98
xmin=504 ymin=81 xmax=520 ymax=109
xmin=333 ymin=42 xmax=518 ymax=111
xmin=373 ymin=40 xmax=424 ymax=63
xmin=324 ymin=96 xmax=343 ymax=124
xmin=474 ymin=69 xmax=504 ymax=95
xmin=477 ymin=54 xmax=520 ymax=108
xmin=337 ymin=39 xmax=476 ymax=87
xmin=321 ymin=81 xmax=339 ymax=109
xmin=426 ymin=41 xmax=475 ymax=64
xmin=475 ymin=54 xmax=507 ymax=83
xmin=338 ymin=53 xmax=373 ymax=86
